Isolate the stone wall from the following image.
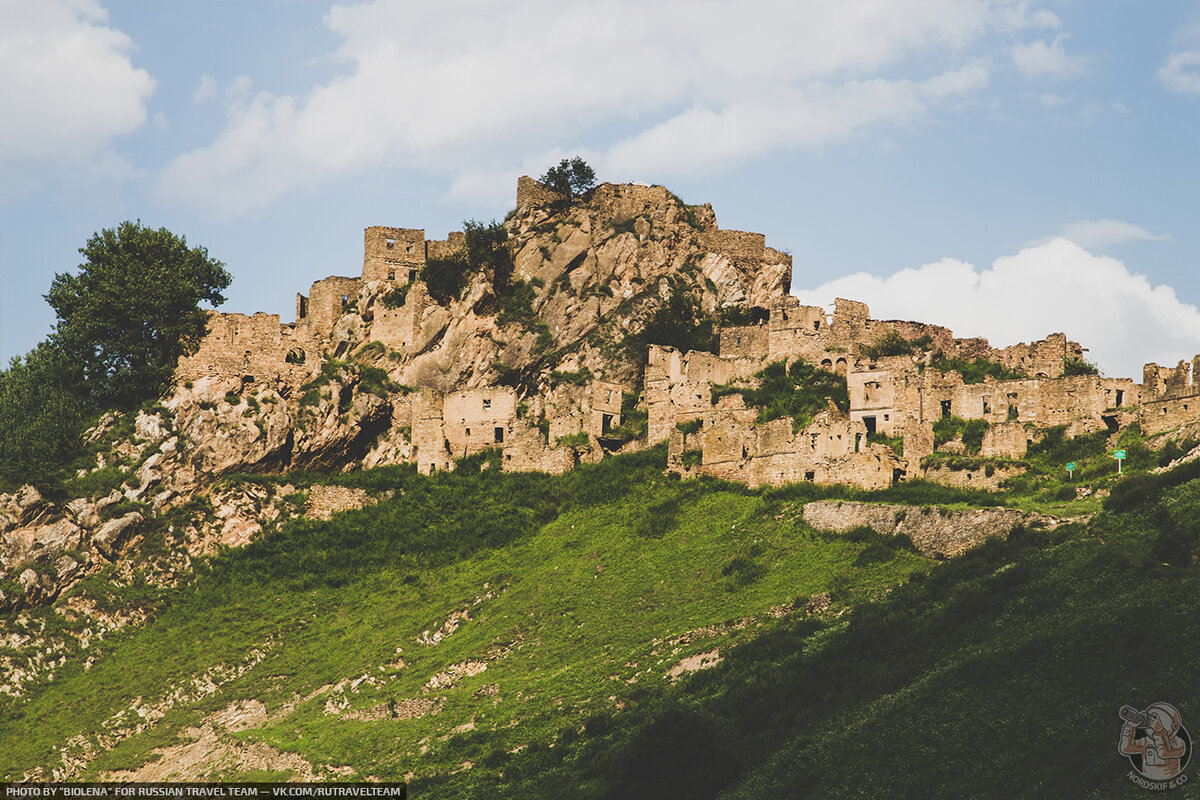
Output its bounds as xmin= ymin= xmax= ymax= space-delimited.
xmin=802 ymin=500 xmax=1060 ymax=559
xmin=516 ymin=175 xmax=567 ymax=210
xmin=921 ymin=462 xmax=1024 ymax=491
xmin=305 ymin=485 xmax=374 ymax=520
xmin=699 ymin=229 xmax=766 ymax=268
xmin=412 ymin=390 xmax=453 ymax=474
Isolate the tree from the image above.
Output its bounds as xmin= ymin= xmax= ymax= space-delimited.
xmin=539 ymin=157 xmax=597 ymax=201
xmin=46 ymin=221 xmax=231 ymax=409
xmin=0 ymin=343 xmax=86 ymax=491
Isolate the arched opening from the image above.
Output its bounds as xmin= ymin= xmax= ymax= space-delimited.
xmin=286 ymin=348 xmax=306 ymax=364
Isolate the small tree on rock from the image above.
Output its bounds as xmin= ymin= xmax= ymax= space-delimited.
xmin=539 ymin=157 xmax=597 ymax=202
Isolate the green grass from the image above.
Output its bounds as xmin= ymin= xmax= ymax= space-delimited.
xmin=9 ymin=441 xmax=1200 ymax=796
xmin=0 ymin=447 xmax=928 ymax=785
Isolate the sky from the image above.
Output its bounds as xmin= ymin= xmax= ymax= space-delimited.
xmin=4 ymin=0 xmax=1200 ymax=380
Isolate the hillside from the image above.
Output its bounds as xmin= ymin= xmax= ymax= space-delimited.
xmin=3 ymin=447 xmax=1200 ymax=797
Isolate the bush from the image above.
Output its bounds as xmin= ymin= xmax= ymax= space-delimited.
xmin=861 ymin=330 xmax=915 ymax=360
xmin=932 ymin=416 xmax=988 ymax=453
xmin=1062 ymin=357 xmax=1100 ymax=376
xmin=381 ymin=285 xmax=409 ymax=309
xmin=930 ymin=355 xmax=1023 ymax=384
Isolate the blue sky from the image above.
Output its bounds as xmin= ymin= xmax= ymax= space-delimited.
xmin=4 ymin=0 xmax=1200 ymax=378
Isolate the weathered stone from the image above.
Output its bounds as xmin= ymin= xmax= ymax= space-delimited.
xmin=94 ymin=513 xmax=143 ymax=559
xmin=802 ymin=500 xmax=1063 ymax=559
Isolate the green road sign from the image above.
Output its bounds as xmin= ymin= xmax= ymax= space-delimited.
xmin=1066 ymin=462 xmax=1076 ymax=471
xmin=1114 ymin=450 xmax=1126 ymax=459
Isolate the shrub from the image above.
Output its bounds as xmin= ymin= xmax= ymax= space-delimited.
xmin=930 ymin=355 xmax=1023 ymax=384
xmin=861 ymin=330 xmax=914 ymax=360
xmin=680 ymin=449 xmax=703 ymax=467
xmin=1062 ymin=357 xmax=1100 ymax=376
xmin=550 ymin=367 xmax=593 ymax=386
xmin=605 ymin=392 xmax=648 ymax=443
xmin=932 ymin=415 xmax=988 ymax=453
xmin=382 ymin=285 xmax=409 ymax=309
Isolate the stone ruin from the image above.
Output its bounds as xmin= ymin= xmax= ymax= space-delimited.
xmin=173 ymin=176 xmax=1200 ymax=491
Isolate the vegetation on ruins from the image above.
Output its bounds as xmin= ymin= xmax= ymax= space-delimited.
xmin=539 ymin=156 xmax=597 ymax=202
xmin=713 ymin=358 xmax=850 ymax=431
xmin=861 ymin=329 xmax=917 ymax=360
xmin=623 ymin=284 xmax=719 ymax=357
xmin=421 ymin=219 xmax=512 ymax=304
xmin=1062 ymin=355 xmax=1101 ymax=376
xmin=932 ymin=414 xmax=989 ymax=453
xmin=928 ymin=353 xmax=1024 ymax=383
xmin=46 ymin=221 xmax=231 ymax=410
xmin=602 ymin=391 xmax=648 ymax=443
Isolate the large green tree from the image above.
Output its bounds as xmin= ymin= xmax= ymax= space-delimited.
xmin=0 ymin=343 xmax=86 ymax=491
xmin=46 ymin=221 xmax=231 ymax=409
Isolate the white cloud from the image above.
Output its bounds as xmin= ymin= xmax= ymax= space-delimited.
xmin=1157 ymin=50 xmax=1200 ymax=94
xmin=0 ymin=0 xmax=154 ymax=164
xmin=161 ymin=0 xmax=1002 ymax=214
xmin=1012 ymin=34 xmax=1090 ymax=78
xmin=1059 ymin=219 xmax=1168 ymax=249
xmin=998 ymin=2 xmax=1061 ymax=30
xmin=194 ymin=74 xmax=217 ymax=105
xmin=792 ymin=239 xmax=1200 ymax=379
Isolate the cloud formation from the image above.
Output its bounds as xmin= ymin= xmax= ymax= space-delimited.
xmin=1059 ymin=219 xmax=1168 ymax=249
xmin=0 ymin=0 xmax=154 ymax=164
xmin=1011 ymin=34 xmax=1090 ymax=78
xmin=792 ymin=239 xmax=1200 ymax=379
xmin=1157 ymin=50 xmax=1200 ymax=94
xmin=160 ymin=0 xmax=1051 ymax=214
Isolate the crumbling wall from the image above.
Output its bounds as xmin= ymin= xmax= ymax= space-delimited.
xmin=699 ymin=229 xmax=766 ymax=268
xmin=176 ymin=311 xmax=317 ymax=386
xmin=668 ymin=401 xmax=903 ymax=489
xmin=997 ymin=333 xmax=1085 ymax=378
xmin=646 ymin=346 xmax=748 ymax=443
xmin=979 ymin=421 xmax=1031 ymax=460
xmin=718 ymin=324 xmax=769 ymax=360
xmin=516 ymin=175 xmax=568 ymax=210
xmin=305 ymin=485 xmax=374 ymax=520
xmin=363 ymin=227 xmax=425 ymax=284
xmin=501 ymin=421 xmax=578 ymax=474
xmin=413 ymin=390 xmax=453 ymax=474
xmin=301 ymin=276 xmax=363 ymax=338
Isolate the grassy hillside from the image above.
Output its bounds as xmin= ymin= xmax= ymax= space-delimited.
xmin=4 ymin=445 xmax=1200 ymax=797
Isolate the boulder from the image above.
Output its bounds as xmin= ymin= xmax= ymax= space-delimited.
xmin=94 ymin=512 xmax=143 ymax=559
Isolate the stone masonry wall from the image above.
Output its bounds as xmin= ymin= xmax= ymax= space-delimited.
xmin=802 ymin=500 xmax=1060 ymax=559
xmin=363 ymin=227 xmax=425 ymax=284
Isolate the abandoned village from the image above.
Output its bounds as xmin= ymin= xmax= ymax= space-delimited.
xmin=171 ymin=176 xmax=1200 ymax=493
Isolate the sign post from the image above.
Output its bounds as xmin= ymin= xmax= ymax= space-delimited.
xmin=1114 ymin=450 xmax=1126 ymax=475
xmin=1066 ymin=461 xmax=1075 ymax=479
